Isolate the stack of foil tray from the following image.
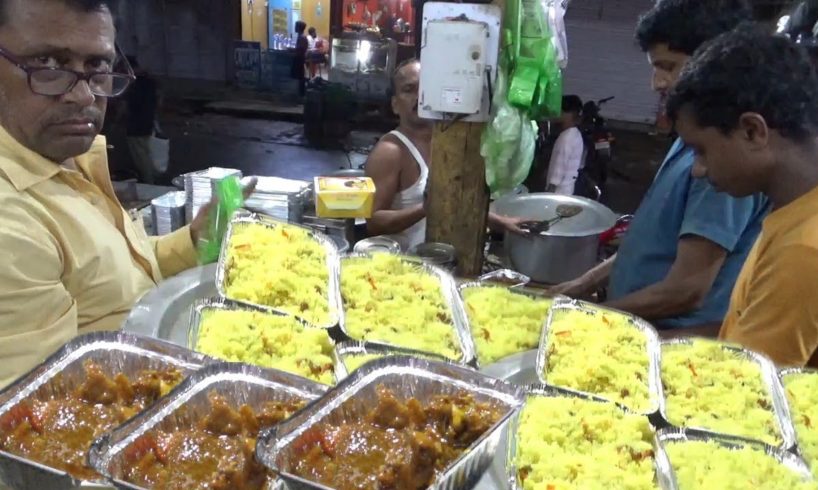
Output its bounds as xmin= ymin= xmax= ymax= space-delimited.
xmin=243 ymin=176 xmax=312 ymax=224
xmin=183 ymin=167 xmax=242 ymax=222
xmin=150 ymin=191 xmax=186 ymax=236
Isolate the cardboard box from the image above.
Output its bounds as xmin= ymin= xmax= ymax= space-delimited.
xmin=314 ymin=176 xmax=376 ymax=219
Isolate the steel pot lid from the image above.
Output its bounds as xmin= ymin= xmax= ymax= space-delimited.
xmin=491 ymin=193 xmax=617 ymax=237
xmin=408 ymin=242 xmax=457 ymax=265
xmin=353 ymin=236 xmax=402 ymax=254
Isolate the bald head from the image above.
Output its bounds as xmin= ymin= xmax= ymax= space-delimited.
xmin=391 ymin=58 xmax=419 ymax=96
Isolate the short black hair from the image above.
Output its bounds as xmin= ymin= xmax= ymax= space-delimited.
xmin=635 ymin=0 xmax=753 ymax=55
xmin=308 ymin=27 xmax=317 ymax=36
xmin=562 ymin=95 xmax=583 ymax=115
xmin=667 ymin=25 xmax=818 ymax=141
xmin=295 ymin=21 xmax=307 ymax=34
xmin=0 ymin=0 xmax=118 ymax=25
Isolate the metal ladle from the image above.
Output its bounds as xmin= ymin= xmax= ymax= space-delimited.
xmin=520 ymin=204 xmax=584 ymax=235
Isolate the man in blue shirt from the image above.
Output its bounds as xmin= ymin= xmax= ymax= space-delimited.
xmin=552 ymin=0 xmax=769 ymax=335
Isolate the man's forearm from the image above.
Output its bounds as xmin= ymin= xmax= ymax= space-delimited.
xmin=602 ymin=278 xmax=703 ymax=321
xmin=366 ymin=204 xmax=425 ymax=236
xmin=583 ymin=254 xmax=615 ymax=288
xmin=487 ymin=211 xmax=515 ymax=231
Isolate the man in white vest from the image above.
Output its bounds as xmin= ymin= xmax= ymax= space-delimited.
xmin=365 ymin=59 xmax=525 ymax=251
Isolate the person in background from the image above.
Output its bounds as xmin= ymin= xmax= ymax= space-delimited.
xmin=365 ymin=59 xmax=525 ymax=251
xmin=667 ymin=26 xmax=818 ymax=366
xmin=306 ymin=26 xmax=317 ymax=52
xmin=291 ymin=20 xmax=308 ymax=97
xmin=551 ymin=0 xmax=769 ymax=335
xmin=545 ymin=95 xmax=585 ymax=195
xmin=307 ymin=27 xmax=327 ymax=79
xmin=0 ymin=0 xmax=254 ymax=387
xmin=124 ymin=55 xmax=160 ymax=184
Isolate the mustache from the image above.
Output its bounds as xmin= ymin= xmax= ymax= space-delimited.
xmin=44 ymin=108 xmax=104 ymax=126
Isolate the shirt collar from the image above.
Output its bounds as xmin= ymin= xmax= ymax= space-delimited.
xmin=0 ymin=124 xmax=107 ymax=192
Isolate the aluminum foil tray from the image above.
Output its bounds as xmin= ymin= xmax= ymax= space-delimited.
xmin=339 ymin=252 xmax=477 ymax=366
xmin=88 ymin=362 xmax=328 ymax=490
xmin=654 ymin=427 xmax=813 ymax=490
xmin=0 ymin=332 xmax=209 ymax=490
xmin=216 ymin=211 xmax=343 ymax=330
xmin=660 ymin=338 xmax=796 ymax=450
xmin=188 ymin=297 xmax=314 ymax=350
xmin=332 ymin=340 xmax=451 ymax=381
xmin=187 ymin=297 xmax=337 ymax=385
xmin=458 ymin=282 xmax=558 ymax=370
xmin=780 ymin=367 xmax=818 ymax=469
xmin=537 ymin=298 xmax=664 ymax=416
xmin=506 ymin=384 xmax=649 ymax=489
xmin=256 ymin=356 xmax=525 ymax=490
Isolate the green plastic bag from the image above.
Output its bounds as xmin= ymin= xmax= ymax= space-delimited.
xmin=482 ymin=0 xmax=561 ymax=194
xmin=197 ymin=175 xmax=245 ymax=264
xmin=482 ymin=67 xmax=538 ymax=196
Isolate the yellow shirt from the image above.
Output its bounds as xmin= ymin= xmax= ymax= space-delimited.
xmin=720 ymin=185 xmax=818 ymax=367
xmin=0 ymin=127 xmax=197 ymax=387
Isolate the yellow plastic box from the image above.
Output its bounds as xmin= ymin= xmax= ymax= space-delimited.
xmin=314 ymin=176 xmax=376 ymax=219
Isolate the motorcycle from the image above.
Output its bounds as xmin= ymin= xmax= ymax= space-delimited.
xmin=580 ymin=96 xmax=616 ymax=186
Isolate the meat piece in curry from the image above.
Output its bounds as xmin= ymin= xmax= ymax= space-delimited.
xmin=0 ymin=361 xmax=183 ymax=480
xmin=123 ymin=392 xmax=305 ymax=490
xmin=289 ymin=385 xmax=503 ymax=490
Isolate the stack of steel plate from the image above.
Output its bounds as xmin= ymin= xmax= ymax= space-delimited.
xmin=243 ymin=176 xmax=311 ymax=223
xmin=150 ymin=191 xmax=187 ymax=236
xmin=183 ymin=167 xmax=242 ymax=222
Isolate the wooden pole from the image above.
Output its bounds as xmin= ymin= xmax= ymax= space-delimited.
xmin=426 ymin=122 xmax=490 ymax=277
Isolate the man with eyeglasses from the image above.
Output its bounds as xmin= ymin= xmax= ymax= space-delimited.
xmin=0 ymin=0 xmax=241 ymax=387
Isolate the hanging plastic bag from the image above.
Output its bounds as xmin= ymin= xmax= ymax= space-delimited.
xmin=548 ymin=0 xmax=568 ymax=69
xmin=482 ymin=0 xmax=564 ymax=195
xmin=197 ymin=175 xmax=245 ymax=264
xmin=482 ymin=67 xmax=538 ymax=196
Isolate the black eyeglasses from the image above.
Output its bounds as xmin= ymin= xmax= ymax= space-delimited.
xmin=0 ymin=44 xmax=135 ymax=97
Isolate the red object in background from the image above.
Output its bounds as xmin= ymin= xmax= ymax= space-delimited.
xmin=599 ymin=215 xmax=633 ymax=246
xmin=342 ymin=0 xmax=413 ymax=31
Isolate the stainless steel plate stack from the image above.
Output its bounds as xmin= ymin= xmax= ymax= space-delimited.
xmin=183 ymin=167 xmax=243 ymax=222
xmin=243 ymin=176 xmax=312 ymax=224
xmin=150 ymin=191 xmax=186 ymax=236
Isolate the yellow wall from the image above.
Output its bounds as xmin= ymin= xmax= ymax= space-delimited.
xmin=241 ymin=0 xmax=269 ymax=48
xmin=299 ymin=0 xmax=330 ymax=38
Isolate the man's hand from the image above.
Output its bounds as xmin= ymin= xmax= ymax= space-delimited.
xmin=488 ymin=213 xmax=528 ymax=236
xmin=549 ymin=255 xmax=615 ymax=298
xmin=189 ymin=178 xmax=257 ymax=244
xmin=549 ymin=274 xmax=598 ymax=299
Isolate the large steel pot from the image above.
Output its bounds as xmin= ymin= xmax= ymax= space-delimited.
xmin=492 ymin=193 xmax=617 ymax=284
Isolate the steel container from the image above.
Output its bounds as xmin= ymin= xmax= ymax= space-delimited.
xmin=491 ymin=193 xmax=617 ymax=284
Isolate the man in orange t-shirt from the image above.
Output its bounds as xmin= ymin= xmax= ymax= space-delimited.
xmin=667 ymin=26 xmax=818 ymax=367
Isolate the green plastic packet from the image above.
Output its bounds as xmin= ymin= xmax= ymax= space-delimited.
xmin=508 ymin=58 xmax=540 ymax=109
xmin=197 ymin=175 xmax=245 ymax=264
